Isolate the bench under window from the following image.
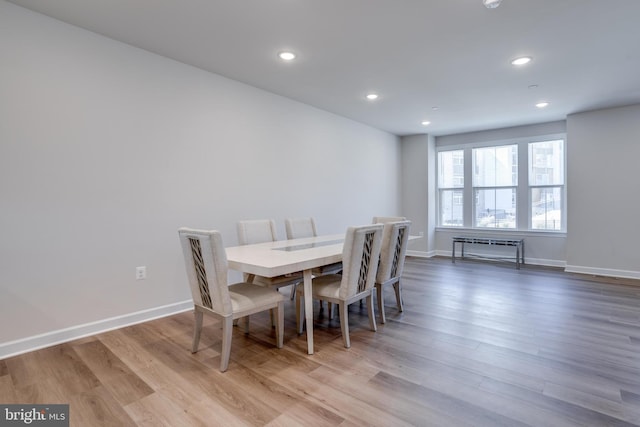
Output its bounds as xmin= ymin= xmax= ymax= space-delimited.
xmin=451 ymin=236 xmax=525 ymax=269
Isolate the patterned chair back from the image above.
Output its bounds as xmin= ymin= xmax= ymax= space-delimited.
xmin=339 ymin=224 xmax=383 ymax=299
xmin=178 ymin=228 xmax=233 ymax=315
xmin=376 ymin=220 xmax=411 ymax=284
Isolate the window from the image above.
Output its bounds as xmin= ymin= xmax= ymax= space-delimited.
xmin=473 ymin=145 xmax=517 ymax=228
xmin=437 ymin=137 xmax=565 ymax=232
xmin=438 ymin=150 xmax=464 ymax=226
xmin=529 ymin=140 xmax=564 ymax=230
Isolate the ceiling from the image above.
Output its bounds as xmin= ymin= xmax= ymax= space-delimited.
xmin=8 ymin=0 xmax=640 ymax=136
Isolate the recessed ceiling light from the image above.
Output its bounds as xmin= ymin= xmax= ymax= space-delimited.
xmin=528 ymin=84 xmax=539 ymax=89
xmin=366 ymin=93 xmax=379 ymax=100
xmin=432 ymin=106 xmax=439 ymax=111
xmin=278 ymin=51 xmax=296 ymax=61
xmin=483 ymin=0 xmax=502 ymax=8
xmin=536 ymin=101 xmax=549 ymax=108
xmin=421 ymin=121 xmax=431 ymax=126
xmin=511 ymin=56 xmax=532 ymax=66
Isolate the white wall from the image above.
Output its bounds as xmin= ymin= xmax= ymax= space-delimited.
xmin=566 ymin=104 xmax=640 ymax=279
xmin=0 ymin=1 xmax=400 ymax=356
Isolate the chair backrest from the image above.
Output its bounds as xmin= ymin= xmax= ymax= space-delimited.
xmin=372 ymin=216 xmax=407 ymax=224
xmin=339 ymin=224 xmax=384 ymax=299
xmin=376 ymin=220 xmax=411 ymax=284
xmin=178 ymin=228 xmax=232 ymax=315
xmin=285 ymin=217 xmax=318 ymax=239
xmin=237 ymin=219 xmax=278 ymax=245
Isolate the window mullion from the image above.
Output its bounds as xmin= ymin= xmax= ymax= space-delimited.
xmin=518 ymin=140 xmax=528 ymax=229
xmin=463 ymin=146 xmax=473 ymax=227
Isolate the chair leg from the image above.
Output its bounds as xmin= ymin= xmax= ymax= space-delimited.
xmin=376 ymin=284 xmax=386 ymax=324
xmin=394 ymin=280 xmax=404 ymax=312
xmin=276 ymin=301 xmax=284 ymax=348
xmin=270 ymin=308 xmax=275 ymax=328
xmin=339 ymin=303 xmax=350 ymax=348
xmin=296 ymin=293 xmax=304 ymax=335
xmin=192 ymin=309 xmax=203 ymax=353
xmin=367 ymin=294 xmax=377 ymax=332
xmin=244 ymin=315 xmax=250 ymax=334
xmin=290 ymin=283 xmax=297 ymax=300
xmin=328 ymin=302 xmax=334 ymax=320
xmin=220 ymin=316 xmax=233 ymax=372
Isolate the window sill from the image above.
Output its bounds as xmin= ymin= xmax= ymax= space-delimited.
xmin=435 ymin=227 xmax=566 ymax=238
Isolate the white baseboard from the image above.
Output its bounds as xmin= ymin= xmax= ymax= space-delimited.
xmin=527 ymin=258 xmax=566 ymax=268
xmin=564 ymin=265 xmax=640 ymax=280
xmin=0 ymin=300 xmax=193 ymax=360
xmin=431 ymin=250 xmax=565 ymax=268
xmin=406 ymin=250 xmax=435 ymax=258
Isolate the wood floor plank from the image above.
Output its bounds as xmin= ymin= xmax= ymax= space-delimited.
xmin=67 ymin=385 xmax=137 ymax=427
xmin=72 ymin=340 xmax=154 ymax=406
xmin=310 ymin=364 xmax=478 ymax=427
xmin=543 ymin=382 xmax=636 ymax=424
xmin=269 ymin=367 xmax=415 ymax=427
xmin=479 ymin=376 xmax=637 ymax=427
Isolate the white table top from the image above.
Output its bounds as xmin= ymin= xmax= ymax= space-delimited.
xmin=225 ymin=233 xmax=345 ymax=278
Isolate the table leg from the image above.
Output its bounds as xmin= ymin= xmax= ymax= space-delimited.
xmin=303 ymin=269 xmax=314 ymax=354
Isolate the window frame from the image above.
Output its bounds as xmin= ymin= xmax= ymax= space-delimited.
xmin=471 ymin=144 xmax=518 ymax=229
xmin=437 ymin=149 xmax=465 ymax=227
xmin=436 ymin=135 xmax=566 ymax=233
xmin=528 ymin=139 xmax=566 ymax=231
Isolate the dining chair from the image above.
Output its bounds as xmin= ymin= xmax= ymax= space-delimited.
xmin=296 ymin=223 xmax=383 ymax=348
xmin=375 ymin=220 xmax=411 ymax=323
xmin=178 ymin=228 xmax=284 ymax=372
xmin=372 ymin=216 xmax=407 ymax=224
xmin=284 ymin=217 xmax=318 ymax=240
xmin=285 ymin=217 xmax=343 ymax=276
xmin=284 ymin=217 xmax=343 ymax=308
xmin=236 ymin=219 xmax=303 ymax=290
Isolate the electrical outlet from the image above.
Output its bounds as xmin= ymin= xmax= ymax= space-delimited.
xmin=136 ymin=266 xmax=146 ymax=280
xmin=419 ymin=231 xmax=424 ymax=237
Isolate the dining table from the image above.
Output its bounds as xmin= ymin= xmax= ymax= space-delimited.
xmin=225 ymin=233 xmax=345 ymax=355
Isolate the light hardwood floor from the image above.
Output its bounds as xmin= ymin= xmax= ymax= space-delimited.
xmin=2 ymin=257 xmax=640 ymax=426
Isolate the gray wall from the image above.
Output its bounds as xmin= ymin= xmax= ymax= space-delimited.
xmin=400 ymin=134 xmax=435 ymax=254
xmin=566 ymin=104 xmax=640 ymax=278
xmin=0 ymin=2 xmax=400 ymax=356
